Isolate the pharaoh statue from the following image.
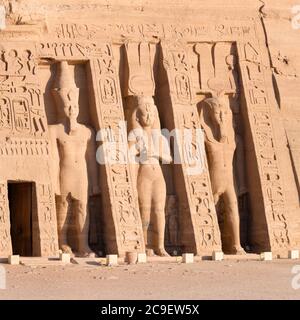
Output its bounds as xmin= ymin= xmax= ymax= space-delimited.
xmin=200 ymin=93 xmax=245 ymax=254
xmin=49 ymin=61 xmax=100 ymax=257
xmin=126 ymin=95 xmax=172 ymax=257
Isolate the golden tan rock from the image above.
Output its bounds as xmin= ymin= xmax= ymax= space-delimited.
xmin=0 ymin=0 xmax=299 ymax=260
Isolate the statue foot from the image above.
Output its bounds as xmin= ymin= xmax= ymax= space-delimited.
xmin=231 ymin=246 xmax=246 ymax=255
xmin=155 ymin=248 xmax=170 ymax=257
xmin=77 ymin=251 xmax=96 ymax=258
xmin=77 ymin=246 xmax=95 ymax=258
xmin=60 ymin=244 xmax=73 ymax=255
xmin=146 ymin=249 xmax=155 ymax=257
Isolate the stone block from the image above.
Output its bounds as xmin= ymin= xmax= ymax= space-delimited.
xmin=59 ymin=253 xmax=70 ymax=263
xmin=260 ymin=252 xmax=272 ymax=261
xmin=212 ymin=251 xmax=224 ymax=261
xmin=288 ymin=250 xmax=299 ymax=259
xmin=8 ymin=255 xmax=19 ymax=265
xmin=106 ymin=254 xmax=118 ymax=266
xmin=137 ymin=253 xmax=147 ymax=263
xmin=182 ymin=253 xmax=194 ymax=263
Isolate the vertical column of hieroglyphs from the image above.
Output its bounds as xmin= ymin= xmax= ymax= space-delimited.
xmin=0 ymin=44 xmax=58 ymax=256
xmin=36 ymin=184 xmax=58 ymax=256
xmin=0 ymin=183 xmax=11 ymax=255
xmin=161 ymin=41 xmax=221 ymax=255
xmin=89 ymin=44 xmax=145 ymax=255
xmin=237 ymin=41 xmax=290 ymax=250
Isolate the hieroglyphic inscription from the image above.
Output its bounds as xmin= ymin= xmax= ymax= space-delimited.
xmin=0 ymin=47 xmax=47 ymax=138
xmin=36 ymin=184 xmax=58 ymax=256
xmin=37 ymin=42 xmax=102 ymax=60
xmin=0 ymin=183 xmax=12 ymax=256
xmin=0 ymin=138 xmax=49 ymax=156
xmin=52 ymin=22 xmax=253 ymax=42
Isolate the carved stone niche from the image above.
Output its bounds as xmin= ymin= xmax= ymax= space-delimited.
xmin=121 ymin=41 xmax=180 ymax=256
xmin=193 ymin=41 xmax=249 ymax=253
xmin=41 ymin=59 xmax=103 ymax=256
xmin=193 ymin=38 xmax=299 ymax=255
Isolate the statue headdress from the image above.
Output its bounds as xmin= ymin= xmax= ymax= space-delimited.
xmin=52 ymin=61 xmax=79 ymax=109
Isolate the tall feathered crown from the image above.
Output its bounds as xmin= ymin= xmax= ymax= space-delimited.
xmin=52 ymin=61 xmax=79 ymax=108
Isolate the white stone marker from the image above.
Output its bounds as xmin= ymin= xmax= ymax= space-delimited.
xmin=59 ymin=253 xmax=70 ymax=263
xmin=288 ymin=250 xmax=299 ymax=260
xmin=260 ymin=252 xmax=272 ymax=261
xmin=137 ymin=253 xmax=147 ymax=263
xmin=106 ymin=254 xmax=118 ymax=266
xmin=182 ymin=253 xmax=194 ymax=264
xmin=8 ymin=255 xmax=20 ymax=265
xmin=212 ymin=251 xmax=224 ymax=261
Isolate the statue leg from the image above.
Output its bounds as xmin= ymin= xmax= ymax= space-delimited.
xmin=152 ymin=169 xmax=169 ymax=257
xmin=73 ymin=195 xmax=93 ymax=257
xmin=56 ymin=195 xmax=72 ymax=254
xmin=223 ymin=187 xmax=245 ymax=254
xmin=137 ymin=169 xmax=152 ymax=253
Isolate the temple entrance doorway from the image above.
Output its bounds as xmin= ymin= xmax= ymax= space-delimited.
xmin=8 ymin=182 xmax=37 ymax=257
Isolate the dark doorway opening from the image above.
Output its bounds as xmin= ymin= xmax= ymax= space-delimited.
xmin=8 ymin=182 xmax=36 ymax=256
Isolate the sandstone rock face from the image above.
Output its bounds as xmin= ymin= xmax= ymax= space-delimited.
xmin=0 ymin=0 xmax=299 ymax=258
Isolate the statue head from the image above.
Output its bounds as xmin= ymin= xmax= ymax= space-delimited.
xmin=204 ymin=97 xmax=228 ymax=126
xmin=52 ymin=61 xmax=80 ymax=122
xmin=135 ymin=96 xmax=156 ymax=128
xmin=57 ymin=87 xmax=80 ymax=121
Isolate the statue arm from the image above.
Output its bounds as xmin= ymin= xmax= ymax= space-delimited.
xmin=158 ymin=134 xmax=173 ymax=164
xmin=152 ymin=110 xmax=172 ymax=164
xmin=128 ymin=137 xmax=139 ymax=188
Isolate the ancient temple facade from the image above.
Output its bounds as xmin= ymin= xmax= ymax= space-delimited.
xmin=0 ymin=0 xmax=300 ymax=258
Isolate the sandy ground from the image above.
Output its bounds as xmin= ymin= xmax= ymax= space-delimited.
xmin=0 ymin=258 xmax=300 ymax=300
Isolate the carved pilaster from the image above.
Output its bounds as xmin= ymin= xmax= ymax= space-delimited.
xmin=88 ymin=44 xmax=145 ymax=256
xmin=160 ymin=41 xmax=221 ymax=255
xmin=237 ymin=41 xmax=291 ymax=252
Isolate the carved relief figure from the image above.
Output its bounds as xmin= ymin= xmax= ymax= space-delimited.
xmin=4 ymin=50 xmax=23 ymax=75
xmin=127 ymin=95 xmax=171 ymax=256
xmin=49 ymin=61 xmax=100 ymax=257
xmin=200 ymin=94 xmax=245 ymax=254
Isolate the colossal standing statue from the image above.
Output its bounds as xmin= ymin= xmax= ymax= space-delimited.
xmin=126 ymin=95 xmax=172 ymax=256
xmin=201 ymin=95 xmax=245 ymax=254
xmin=49 ymin=61 xmax=100 ymax=257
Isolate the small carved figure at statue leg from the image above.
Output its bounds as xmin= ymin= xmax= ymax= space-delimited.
xmin=56 ymin=196 xmax=73 ymax=255
xmin=74 ymin=199 xmax=95 ymax=257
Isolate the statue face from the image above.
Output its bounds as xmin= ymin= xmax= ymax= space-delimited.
xmin=57 ymin=88 xmax=80 ymax=121
xmin=63 ymin=101 xmax=79 ymax=120
xmin=137 ymin=101 xmax=155 ymax=127
xmin=210 ymin=102 xmax=227 ymax=126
